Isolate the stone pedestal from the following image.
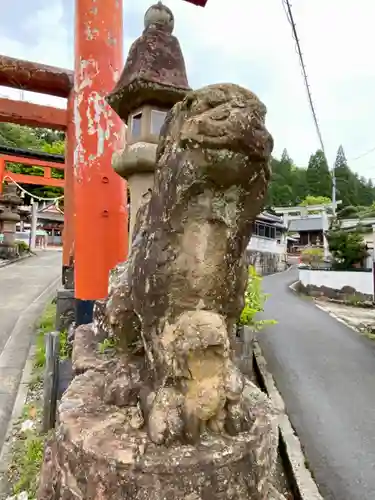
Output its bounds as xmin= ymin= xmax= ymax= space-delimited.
xmin=234 ymin=326 xmax=255 ymax=380
xmin=55 ymin=288 xmax=75 ymax=332
xmin=62 ymin=263 xmax=74 ymax=290
xmin=39 ymin=366 xmax=278 ymax=499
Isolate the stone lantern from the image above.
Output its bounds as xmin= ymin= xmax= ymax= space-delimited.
xmin=0 ymin=183 xmax=21 ymax=258
xmin=106 ymin=1 xmax=190 ymax=246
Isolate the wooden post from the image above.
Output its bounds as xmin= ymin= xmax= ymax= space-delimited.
xmin=42 ymin=332 xmax=60 ymax=433
xmin=73 ymin=0 xmax=127 ymax=325
xmin=30 ymin=201 xmax=38 ymax=250
xmin=0 ymin=157 xmax=4 ymax=193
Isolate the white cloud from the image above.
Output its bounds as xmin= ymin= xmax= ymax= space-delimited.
xmin=0 ymin=1 xmax=71 ymax=108
xmin=1 ymin=0 xmax=375 ymax=179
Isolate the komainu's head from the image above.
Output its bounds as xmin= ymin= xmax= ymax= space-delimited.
xmin=156 ymin=83 xmax=273 ymax=189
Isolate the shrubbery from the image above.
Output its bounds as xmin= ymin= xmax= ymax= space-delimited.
xmin=326 ymin=220 xmax=368 ymax=270
xmin=238 ymin=266 xmax=276 ymax=331
xmin=15 ymin=240 xmax=30 ymax=255
xmin=300 ymin=247 xmax=324 ymax=266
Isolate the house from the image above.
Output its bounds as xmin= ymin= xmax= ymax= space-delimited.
xmin=273 ymin=202 xmax=335 ymax=257
xmin=288 ymin=216 xmax=325 ymax=247
xmin=16 ymin=201 xmax=64 ymax=246
xmin=246 ymin=211 xmax=288 ymax=274
xmin=37 ymin=202 xmax=64 ymax=245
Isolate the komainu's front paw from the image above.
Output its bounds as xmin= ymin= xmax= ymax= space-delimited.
xmin=147 ymin=387 xmax=184 ymax=445
xmin=225 ymin=374 xmax=278 ymax=437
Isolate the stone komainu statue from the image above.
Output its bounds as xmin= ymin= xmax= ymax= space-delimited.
xmin=38 ymin=83 xmax=285 ymax=500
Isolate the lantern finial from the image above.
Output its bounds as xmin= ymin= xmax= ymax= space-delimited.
xmin=144 ymin=2 xmax=174 ymax=34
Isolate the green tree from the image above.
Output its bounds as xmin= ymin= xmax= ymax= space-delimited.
xmin=292 ymin=167 xmax=308 ymax=205
xmin=33 ymin=128 xmax=65 ymax=144
xmin=326 ymin=220 xmax=368 ymax=269
xmin=336 ymin=205 xmax=359 ymax=219
xmin=267 ymin=149 xmax=297 ymax=206
xmin=306 ymin=149 xmax=332 ymax=198
xmin=0 ymin=123 xmax=42 ymax=149
xmin=267 ymin=147 xmax=375 ymax=210
xmin=300 ymin=195 xmax=332 ymax=206
xmin=356 ymin=177 xmax=375 ymax=206
xmin=334 ymin=145 xmax=358 ymax=207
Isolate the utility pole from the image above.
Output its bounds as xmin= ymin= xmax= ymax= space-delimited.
xmin=332 ymin=168 xmax=337 ymax=216
xmin=30 ymin=199 xmax=38 ymax=250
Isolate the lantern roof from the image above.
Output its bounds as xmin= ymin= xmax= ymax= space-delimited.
xmin=106 ymin=2 xmax=190 ymax=122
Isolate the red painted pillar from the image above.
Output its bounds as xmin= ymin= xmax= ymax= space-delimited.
xmin=74 ymin=0 xmax=127 ymax=323
xmin=0 ymin=158 xmax=4 ymax=193
xmin=62 ymin=93 xmax=75 ymax=286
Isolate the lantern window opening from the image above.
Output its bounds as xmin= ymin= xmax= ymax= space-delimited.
xmin=131 ymin=112 xmax=143 ymax=138
xmin=151 ymin=110 xmax=167 ymax=136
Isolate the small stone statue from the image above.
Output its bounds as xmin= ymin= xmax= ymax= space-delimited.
xmin=38 ymin=83 xmax=284 ymax=499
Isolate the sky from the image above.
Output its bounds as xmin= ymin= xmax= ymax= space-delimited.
xmin=1 ymin=0 xmax=375 ymax=180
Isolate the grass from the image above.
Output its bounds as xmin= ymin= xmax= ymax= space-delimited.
xmin=7 ymin=299 xmax=64 ymax=499
xmin=34 ymin=302 xmax=55 ymax=369
xmin=11 ymin=431 xmax=45 ymax=497
xmin=97 ymin=337 xmax=117 ymax=354
xmin=361 ymin=329 xmax=375 ymax=341
xmin=34 ymin=302 xmax=69 ymax=370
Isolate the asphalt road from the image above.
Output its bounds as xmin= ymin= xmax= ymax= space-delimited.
xmin=0 ymin=251 xmax=61 ymax=451
xmin=258 ymin=269 xmax=375 ymax=500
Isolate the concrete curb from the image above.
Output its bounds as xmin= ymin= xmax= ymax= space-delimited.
xmin=0 ymin=253 xmax=34 ymax=269
xmin=314 ymin=302 xmax=365 ymax=334
xmin=289 ymin=280 xmax=300 ymax=294
xmin=289 ymin=280 xmax=369 ymax=335
xmin=253 ymin=340 xmax=323 ymax=500
xmin=0 ymin=275 xmax=60 ymax=490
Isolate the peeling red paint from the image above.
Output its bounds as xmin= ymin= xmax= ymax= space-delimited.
xmin=74 ymin=0 xmax=128 ymax=300
xmin=63 ymin=94 xmax=75 ymax=268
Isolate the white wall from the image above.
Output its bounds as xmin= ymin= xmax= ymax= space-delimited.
xmin=299 ymin=268 xmax=373 ymax=295
xmin=248 ymin=235 xmax=286 ymax=255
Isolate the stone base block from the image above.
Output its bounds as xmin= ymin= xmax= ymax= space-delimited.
xmin=62 ymin=265 xmax=74 ymax=290
xmin=38 ymin=366 xmax=282 ymax=500
xmin=55 ymin=288 xmax=75 ymax=332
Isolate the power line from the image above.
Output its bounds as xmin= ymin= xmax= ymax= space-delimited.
xmin=281 ymin=0 xmax=337 ymax=214
xmin=282 ymin=1 xmax=324 ymax=152
xmin=350 ymin=146 xmax=375 ymax=162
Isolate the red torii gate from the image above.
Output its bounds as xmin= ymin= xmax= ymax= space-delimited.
xmin=0 ymin=0 xmax=207 ymax=324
